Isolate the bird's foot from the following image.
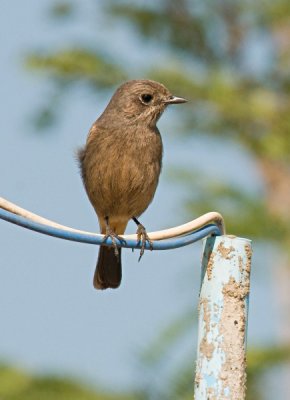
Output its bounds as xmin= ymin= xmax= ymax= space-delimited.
xmin=136 ymin=223 xmax=153 ymax=261
xmin=102 ymin=226 xmax=126 ymax=258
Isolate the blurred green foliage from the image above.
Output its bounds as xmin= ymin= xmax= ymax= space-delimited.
xmin=169 ymin=167 xmax=289 ymax=242
xmin=27 ymin=0 xmax=290 ymax=164
xmin=49 ymin=1 xmax=75 ymax=19
xmin=2 ymin=346 xmax=290 ymax=400
xmin=0 ymin=364 xmax=136 ymax=400
xmin=26 ymin=49 xmax=126 ymax=89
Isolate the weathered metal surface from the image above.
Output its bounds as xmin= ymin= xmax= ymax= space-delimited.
xmin=195 ymin=235 xmax=252 ymax=400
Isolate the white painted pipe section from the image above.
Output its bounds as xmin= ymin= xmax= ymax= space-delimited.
xmin=194 ymin=235 xmax=252 ymax=400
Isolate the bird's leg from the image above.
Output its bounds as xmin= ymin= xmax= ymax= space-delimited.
xmin=132 ymin=216 xmax=153 ymax=261
xmin=102 ymin=216 xmax=126 ymax=257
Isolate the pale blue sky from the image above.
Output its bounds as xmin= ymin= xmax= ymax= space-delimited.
xmin=0 ymin=0 xmax=279 ymax=394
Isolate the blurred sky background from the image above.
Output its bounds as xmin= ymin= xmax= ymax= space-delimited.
xmin=0 ymin=1 xmax=288 ymax=399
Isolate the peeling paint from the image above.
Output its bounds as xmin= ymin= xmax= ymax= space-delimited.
xmin=245 ymin=244 xmax=252 ymax=275
xmin=201 ymin=298 xmax=211 ymax=334
xmin=198 ymin=298 xmax=215 ymax=361
xmin=219 ymin=277 xmax=248 ymax=399
xmin=195 ymin=372 xmax=201 ymax=388
xmin=217 ymin=241 xmax=235 ymax=259
xmin=200 ymin=336 xmax=215 ymax=360
xmin=194 ymin=236 xmax=252 ymax=400
xmin=222 ymin=277 xmax=250 ymax=299
xmin=207 ymin=251 xmax=215 ymax=280
xmin=238 ymin=255 xmax=243 ymax=274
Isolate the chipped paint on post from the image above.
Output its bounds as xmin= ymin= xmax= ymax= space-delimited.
xmin=194 ymin=236 xmax=252 ymax=400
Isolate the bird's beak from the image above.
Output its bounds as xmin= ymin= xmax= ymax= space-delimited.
xmin=164 ymin=95 xmax=187 ymax=105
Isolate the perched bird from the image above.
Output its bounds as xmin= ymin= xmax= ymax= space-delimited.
xmin=78 ymin=79 xmax=187 ymax=290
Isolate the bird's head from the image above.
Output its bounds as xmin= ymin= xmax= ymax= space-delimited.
xmin=102 ymin=79 xmax=187 ymax=127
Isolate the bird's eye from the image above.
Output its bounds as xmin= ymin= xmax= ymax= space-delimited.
xmin=140 ymin=93 xmax=153 ymax=104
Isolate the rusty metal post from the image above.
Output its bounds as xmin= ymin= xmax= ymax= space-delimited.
xmin=194 ymin=236 xmax=252 ymax=399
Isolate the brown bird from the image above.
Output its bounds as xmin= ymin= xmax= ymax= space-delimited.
xmin=78 ymin=79 xmax=187 ymax=290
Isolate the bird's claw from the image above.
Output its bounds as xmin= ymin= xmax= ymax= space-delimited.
xmin=136 ymin=224 xmax=153 ymax=261
xmin=102 ymin=227 xmax=126 ymax=258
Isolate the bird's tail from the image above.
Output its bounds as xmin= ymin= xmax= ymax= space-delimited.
xmin=94 ymin=246 xmax=122 ymax=290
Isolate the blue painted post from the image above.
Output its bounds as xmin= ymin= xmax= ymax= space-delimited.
xmin=194 ymin=235 xmax=252 ymax=399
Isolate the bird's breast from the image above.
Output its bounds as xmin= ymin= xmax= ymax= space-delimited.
xmin=83 ymin=125 xmax=163 ymax=218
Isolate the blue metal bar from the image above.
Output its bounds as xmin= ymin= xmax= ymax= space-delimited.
xmin=194 ymin=235 xmax=252 ymax=399
xmin=0 ymin=208 xmax=221 ymax=250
